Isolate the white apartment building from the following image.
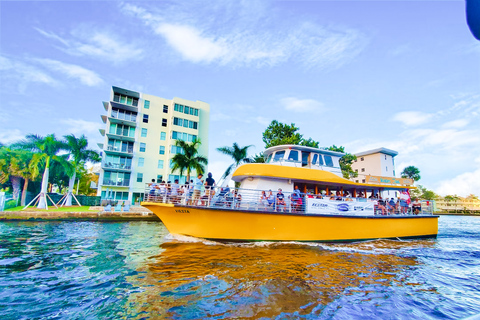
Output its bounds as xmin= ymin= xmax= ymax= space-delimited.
xmin=97 ymin=86 xmax=210 ymax=203
xmin=351 ymin=147 xmax=398 ymax=183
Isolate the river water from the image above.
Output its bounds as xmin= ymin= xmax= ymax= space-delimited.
xmin=0 ymin=216 xmax=479 ymax=320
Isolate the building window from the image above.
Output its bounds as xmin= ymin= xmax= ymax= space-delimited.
xmin=174 ymin=103 xmax=184 ymax=112
xmin=162 ymin=118 xmax=167 ymax=127
xmin=158 ymin=160 xmax=164 ymax=169
xmin=159 ymin=146 xmax=165 ymax=155
xmin=385 ymin=155 xmax=387 ymax=160
xmin=355 ymin=180 xmax=359 ymax=183
xmin=360 ymin=157 xmax=364 ymax=161
xmin=361 ymin=168 xmax=365 ymax=172
xmin=144 ymin=100 xmax=150 ymax=109
xmin=141 ymin=128 xmax=147 ymax=137
xmin=157 ymin=175 xmax=163 ymax=183
xmin=137 ymin=173 xmax=143 ymax=183
xmin=171 ymin=145 xmax=184 ymax=154
xmin=170 ymin=159 xmax=174 ymax=169
xmin=140 ymin=143 xmax=146 ymax=152
xmin=355 ymin=169 xmax=358 ymax=173
xmin=138 ymin=157 xmax=144 ymax=167
xmin=362 ymin=179 xmax=366 ymax=183
xmin=160 ymin=132 xmax=166 ymax=140
xmin=386 ymin=166 xmax=388 ymax=172
xmin=143 ymin=114 xmax=149 ymax=123
xmin=163 ymin=105 xmax=168 ymax=113
xmin=113 ymin=93 xmax=138 ymax=107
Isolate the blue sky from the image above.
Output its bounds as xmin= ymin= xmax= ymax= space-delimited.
xmin=0 ymin=0 xmax=479 ymax=196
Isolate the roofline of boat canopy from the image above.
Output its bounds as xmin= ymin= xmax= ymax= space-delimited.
xmin=263 ymin=144 xmax=345 ymax=157
xmin=232 ymin=163 xmax=415 ymax=190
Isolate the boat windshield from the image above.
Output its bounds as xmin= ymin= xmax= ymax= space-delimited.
xmin=273 ymin=151 xmax=285 ymax=162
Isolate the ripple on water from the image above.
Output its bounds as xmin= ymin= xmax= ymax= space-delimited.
xmin=0 ymin=217 xmax=479 ymax=319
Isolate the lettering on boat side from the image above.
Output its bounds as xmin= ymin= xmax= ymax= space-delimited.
xmin=354 ymin=206 xmax=365 ymax=211
xmin=311 ymin=203 xmax=328 ymax=208
xmin=175 ymin=209 xmax=190 ymax=213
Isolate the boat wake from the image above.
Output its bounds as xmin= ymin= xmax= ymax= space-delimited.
xmin=163 ymin=233 xmax=433 ymax=255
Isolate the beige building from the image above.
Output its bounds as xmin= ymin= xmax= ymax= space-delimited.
xmin=435 ymin=196 xmax=480 ymax=213
xmin=351 ymin=147 xmax=398 ymax=183
xmin=97 ymin=86 xmax=210 ymax=203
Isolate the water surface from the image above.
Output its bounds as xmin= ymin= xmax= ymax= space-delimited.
xmin=1 ymin=216 xmax=479 ymax=319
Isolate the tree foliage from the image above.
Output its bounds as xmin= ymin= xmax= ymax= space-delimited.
xmin=327 ymin=145 xmax=358 ymax=179
xmin=171 ymin=139 xmax=208 ymax=182
xmin=251 ymin=152 xmax=266 ymax=163
xmin=217 ymin=143 xmax=253 ymax=180
xmin=262 ymin=120 xmax=319 ymax=148
xmin=401 ymin=166 xmax=421 ymax=182
xmin=410 ymin=185 xmax=437 ymax=200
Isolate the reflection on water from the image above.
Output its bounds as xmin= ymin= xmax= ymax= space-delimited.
xmin=1 ymin=216 xmax=480 ymax=320
xmin=125 ymin=239 xmax=438 ymax=319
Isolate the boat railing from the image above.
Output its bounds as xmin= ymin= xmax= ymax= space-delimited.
xmin=143 ymin=184 xmax=434 ymax=216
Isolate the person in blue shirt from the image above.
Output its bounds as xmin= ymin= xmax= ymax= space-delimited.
xmin=192 ymin=173 xmax=203 ymax=205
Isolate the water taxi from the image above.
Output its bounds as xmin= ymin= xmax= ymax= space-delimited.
xmin=142 ymin=145 xmax=438 ymax=242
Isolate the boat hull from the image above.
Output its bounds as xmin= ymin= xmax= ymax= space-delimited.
xmin=142 ymin=202 xmax=439 ymax=242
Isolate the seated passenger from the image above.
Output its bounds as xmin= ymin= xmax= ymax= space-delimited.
xmin=260 ymin=191 xmax=269 ymax=209
xmin=276 ymin=189 xmax=286 ymax=212
xmin=412 ymin=198 xmax=422 ymax=215
xmin=292 ymin=186 xmax=302 ymax=212
xmin=387 ymin=198 xmax=396 ymax=214
xmin=377 ymin=196 xmax=387 ymax=215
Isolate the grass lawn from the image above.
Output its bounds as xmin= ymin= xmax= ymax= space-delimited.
xmin=5 ymin=206 xmax=95 ymax=212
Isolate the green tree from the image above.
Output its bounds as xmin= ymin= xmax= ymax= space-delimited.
xmin=411 ymin=185 xmax=437 ymax=200
xmin=0 ymin=148 xmax=40 ymax=206
xmin=327 ymin=145 xmax=358 ymax=179
xmin=171 ymin=139 xmax=208 ymax=183
xmin=12 ymin=134 xmax=69 ymax=209
xmin=251 ymin=152 xmax=266 ymax=163
xmin=63 ymin=134 xmax=100 ymax=206
xmin=217 ymin=143 xmax=253 ymax=187
xmin=401 ymin=166 xmax=421 ymax=182
xmin=262 ymin=120 xmax=319 ymax=148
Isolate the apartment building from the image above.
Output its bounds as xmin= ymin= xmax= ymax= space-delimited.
xmin=351 ymin=147 xmax=398 ymax=183
xmin=97 ymin=86 xmax=210 ymax=203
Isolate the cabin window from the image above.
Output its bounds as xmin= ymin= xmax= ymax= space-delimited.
xmin=266 ymin=154 xmax=273 ymax=163
xmin=324 ymin=155 xmax=333 ymax=167
xmin=273 ymin=151 xmax=285 ymax=161
xmin=318 ymin=154 xmax=324 ymax=166
xmin=288 ymin=150 xmax=299 ymax=162
xmin=301 ymin=152 xmax=309 ymax=167
xmin=312 ymin=154 xmax=318 ymax=165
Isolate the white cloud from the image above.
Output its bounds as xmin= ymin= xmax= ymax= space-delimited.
xmin=0 ymin=129 xmax=25 ymax=145
xmin=393 ymin=111 xmax=434 ymax=126
xmin=210 ymin=112 xmax=232 ymax=122
xmin=442 ymin=119 xmax=470 ymax=129
xmin=121 ymin=3 xmax=368 ymax=69
xmin=60 ymin=119 xmax=102 ymax=135
xmin=436 ymin=168 xmax=480 ymax=197
xmin=0 ymin=55 xmax=59 ymax=92
xmin=280 ymin=97 xmax=325 ymax=113
xmin=36 ymin=28 xmax=143 ymax=64
xmin=35 ymin=59 xmax=103 ymax=86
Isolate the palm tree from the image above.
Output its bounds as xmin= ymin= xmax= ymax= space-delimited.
xmin=0 ymin=148 xmax=40 ymax=206
xmin=251 ymin=152 xmax=266 ymax=163
xmin=12 ymin=134 xmax=68 ymax=209
xmin=62 ymin=134 xmax=100 ymax=206
xmin=401 ymin=166 xmax=421 ymax=182
xmin=171 ymin=138 xmax=208 ymax=183
xmin=217 ymin=143 xmax=253 ymax=187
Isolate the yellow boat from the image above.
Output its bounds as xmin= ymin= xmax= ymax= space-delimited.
xmin=142 ymin=145 xmax=438 ymax=242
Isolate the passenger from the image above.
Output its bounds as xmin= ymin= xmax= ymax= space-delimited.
xmin=412 ymin=198 xmax=422 ymax=215
xmin=335 ymin=191 xmax=342 ymax=201
xmin=387 ymin=198 xmax=396 ymax=214
xmin=344 ymin=191 xmax=353 ymax=201
xmin=267 ymin=190 xmax=275 ymax=209
xmin=377 ymin=196 xmax=387 ymax=215
xmin=192 ymin=174 xmax=203 ymax=205
xmin=170 ymin=179 xmax=180 ymax=203
xmin=182 ymin=182 xmax=190 ymax=204
xmin=292 ymin=186 xmax=302 ymax=212
xmin=235 ymin=193 xmax=242 ymax=209
xmin=276 ymin=188 xmax=286 ymax=212
xmin=159 ymin=181 xmax=167 ymax=202
xmin=148 ymin=179 xmax=158 ymax=201
xmin=329 ymin=192 xmax=336 ymax=200
xmin=205 ymin=172 xmax=216 ymax=199
xmin=260 ymin=191 xmax=269 ymax=209
xmin=399 ymin=197 xmax=408 ymax=214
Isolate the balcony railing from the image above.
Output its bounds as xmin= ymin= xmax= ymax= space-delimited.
xmin=106 ymin=146 xmax=134 ymax=154
xmin=102 ymin=179 xmax=130 ymax=187
xmin=110 ymin=110 xmax=137 ymax=122
xmin=102 ymin=162 xmax=132 ymax=170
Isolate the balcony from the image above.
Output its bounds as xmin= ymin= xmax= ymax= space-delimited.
xmin=102 ymin=162 xmax=132 ymax=172
xmin=111 ymin=101 xmax=138 ymax=113
xmin=102 ymin=179 xmax=130 ymax=187
xmin=104 ymin=145 xmax=134 ymax=157
xmin=105 ymin=133 xmax=135 ymax=142
xmin=108 ymin=111 xmax=137 ymax=127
